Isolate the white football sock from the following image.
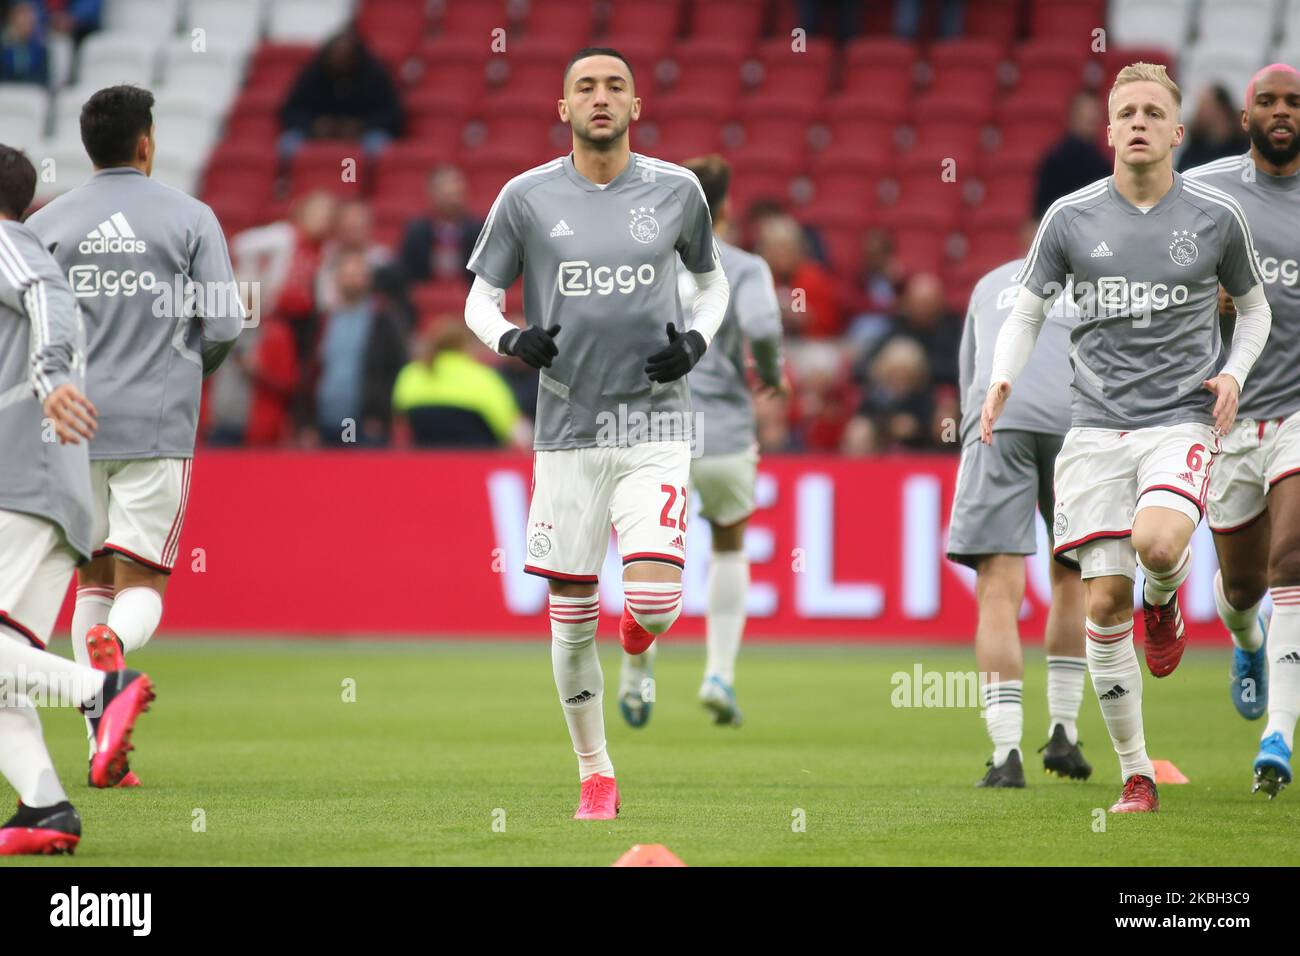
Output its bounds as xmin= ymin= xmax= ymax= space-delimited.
xmin=71 ymin=586 xmax=113 ymax=665
xmin=550 ymin=593 xmax=613 ymax=780
xmin=107 ymin=586 xmax=163 ymax=655
xmin=1046 ymin=656 xmax=1087 ymax=744
xmin=1214 ymin=571 xmax=1264 ymax=652
xmin=982 ymin=679 xmax=1023 ymax=766
xmin=1263 ymin=587 xmax=1300 ymax=750
xmin=0 ymin=695 xmax=67 ymax=807
xmin=624 ymin=581 xmax=682 ymax=635
xmin=0 ymin=632 xmax=105 ymax=705
xmin=1139 ymin=547 xmax=1190 ymax=607
xmin=1086 ymin=618 xmax=1154 ymax=782
xmin=72 ymin=586 xmax=114 ymax=757
xmin=704 ymin=550 xmax=747 ymax=685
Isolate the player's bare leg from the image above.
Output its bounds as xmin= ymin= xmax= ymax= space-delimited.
xmin=972 ymin=554 xmax=1026 ymax=787
xmin=1255 ymin=476 xmax=1300 ymax=796
xmin=1213 ymin=513 xmax=1271 ymax=720
xmin=1041 ymin=559 xmax=1091 ymax=779
xmin=1132 ymin=505 xmax=1197 ymax=677
xmin=1085 ymin=572 xmax=1158 ymax=812
xmin=699 ymin=520 xmax=746 ymax=726
xmin=548 ymin=580 xmax=618 ymax=820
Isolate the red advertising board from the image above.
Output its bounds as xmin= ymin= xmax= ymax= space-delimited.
xmin=64 ymin=451 xmax=1234 ymax=642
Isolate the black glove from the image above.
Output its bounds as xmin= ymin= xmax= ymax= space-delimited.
xmin=501 ymin=324 xmax=561 ymax=369
xmin=644 ymin=323 xmax=706 ymax=383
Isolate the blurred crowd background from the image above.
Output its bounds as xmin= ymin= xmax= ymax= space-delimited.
xmin=0 ymin=0 xmax=1289 ymax=453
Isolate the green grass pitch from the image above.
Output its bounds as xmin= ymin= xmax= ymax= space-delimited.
xmin=3 ymin=639 xmax=1292 ymax=866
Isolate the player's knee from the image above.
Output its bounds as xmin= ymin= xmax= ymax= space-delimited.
xmin=1222 ymin=571 xmax=1268 ymax=610
xmin=1268 ymin=542 xmax=1300 ymax=588
xmin=1135 ymin=537 xmax=1182 ymax=574
xmin=1085 ymin=587 xmax=1130 ymax=627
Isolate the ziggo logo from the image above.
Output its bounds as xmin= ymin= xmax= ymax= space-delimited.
xmin=556 ymin=260 xmax=655 ymax=296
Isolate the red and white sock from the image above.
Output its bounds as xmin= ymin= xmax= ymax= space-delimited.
xmin=549 ymin=593 xmax=612 ymax=780
xmin=1087 ymin=618 xmax=1154 ymax=782
xmin=705 ymin=551 xmax=747 ymax=685
xmin=107 ymin=586 xmax=163 ymax=655
xmin=70 ymin=586 xmax=113 ymax=667
xmin=1264 ymin=586 xmax=1300 ymax=750
xmin=624 ymin=581 xmax=683 ymax=636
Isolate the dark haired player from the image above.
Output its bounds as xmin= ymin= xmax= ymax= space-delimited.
xmin=26 ymin=85 xmax=242 ymax=786
xmin=1185 ymin=63 xmax=1300 ymax=796
xmin=0 ymin=144 xmax=156 ymax=854
xmin=463 ymin=49 xmax=729 ymax=820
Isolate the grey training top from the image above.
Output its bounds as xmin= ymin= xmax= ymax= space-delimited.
xmin=1184 ymin=152 xmax=1300 ymax=421
xmin=680 ymin=237 xmax=783 ymax=457
xmin=0 ymin=220 xmax=93 ymax=559
xmin=959 ymin=257 xmax=1075 ymax=447
xmin=1016 ymin=172 xmax=1262 ymax=430
xmin=467 ymin=152 xmax=721 ymax=451
xmin=25 ymin=167 xmax=244 ymax=460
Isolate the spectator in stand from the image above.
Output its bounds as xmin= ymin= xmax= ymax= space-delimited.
xmin=317 ymin=199 xmax=397 ymax=314
xmin=1177 ymin=84 xmax=1250 ymax=171
xmin=861 ymin=271 xmax=962 ymax=388
xmin=787 ymin=341 xmax=856 ymax=451
xmin=744 ymin=196 xmax=828 ymax=266
xmin=42 ymin=0 xmax=101 ymax=45
xmin=797 ymin=0 xmax=863 ymax=39
xmin=1 ymin=2 xmax=47 ymax=85
xmin=892 ymin=0 xmax=964 ymax=39
xmin=757 ymin=215 xmax=842 ymax=339
xmin=846 ymin=227 xmax=904 ymax=351
xmin=313 ymin=250 xmax=408 ymax=447
xmin=398 ymin=165 xmax=482 ymax=287
xmin=278 ymin=27 xmax=403 ymax=161
xmin=205 ymin=313 xmax=299 ymax=448
xmin=1032 ymin=91 xmax=1110 ymax=219
xmin=852 ymin=337 xmax=934 ymax=451
xmin=392 ymin=318 xmax=524 ymax=448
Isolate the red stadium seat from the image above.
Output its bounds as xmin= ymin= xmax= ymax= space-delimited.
xmin=808 ymin=151 xmax=894 ymax=208
xmin=202 ymin=144 xmax=276 ymax=206
xmin=411 ymin=38 xmax=490 ymax=96
xmin=246 ymin=44 xmax=316 ymax=98
xmin=641 ymin=94 xmax=730 ymax=159
xmin=660 ymin=43 xmax=745 ymax=100
xmin=487 ymin=37 xmax=574 ymax=96
xmin=405 ymin=87 xmax=473 ymax=143
xmin=973 ymin=168 xmax=1036 ymax=220
xmin=356 ymin=0 xmax=431 ymax=64
xmin=842 ymin=37 xmax=918 ymax=81
xmin=604 ymin=0 xmax=683 ymax=54
xmin=734 ymin=94 xmax=823 ymax=151
xmin=223 ymin=89 xmax=282 ymax=144
xmin=1028 ymin=0 xmax=1105 ymax=41
xmin=963 ymin=0 xmax=1019 ymax=43
xmin=924 ymin=40 xmax=1005 ymax=100
xmin=458 ymin=149 xmax=549 ymax=217
xmin=906 ymin=115 xmax=987 ymax=158
xmin=517 ymin=0 xmax=595 ymax=44
xmin=372 ymin=143 xmax=458 ymax=201
xmin=1011 ymin=40 xmax=1089 ymax=98
xmin=961 ymin=201 xmax=1030 ymax=235
xmin=436 ymin=1 xmax=510 ymax=41
xmin=205 ymin=195 xmax=262 ymax=238
xmin=412 ymin=280 xmax=473 ymax=323
xmin=288 ymin=140 xmax=370 ymax=198
xmin=688 ymin=0 xmax=765 ymax=45
xmin=751 ymin=38 xmax=834 ymax=98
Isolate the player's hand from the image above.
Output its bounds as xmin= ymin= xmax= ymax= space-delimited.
xmin=755 ymin=372 xmax=792 ymax=400
xmin=502 ymin=324 xmax=561 ymax=369
xmin=979 ymin=381 xmax=1011 ymax=445
xmin=42 ymin=383 xmax=97 ymax=445
xmin=1203 ymin=373 xmax=1240 ymax=436
xmin=644 ymin=323 xmax=706 ymax=383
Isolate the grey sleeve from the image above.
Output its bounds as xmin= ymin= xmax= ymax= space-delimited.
xmin=737 ymin=257 xmax=783 ymax=386
xmin=466 ymin=183 xmax=525 ymax=289
xmin=675 ymin=178 xmax=721 ymax=275
xmin=190 ymin=204 xmax=245 ymax=369
xmin=0 ymin=228 xmax=80 ymax=401
xmin=1015 ymin=211 xmax=1070 ymax=299
xmin=1217 ymin=201 xmax=1264 ymax=298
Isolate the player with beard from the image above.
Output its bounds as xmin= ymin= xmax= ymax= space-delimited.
xmin=1184 ymin=64 xmax=1300 ymax=796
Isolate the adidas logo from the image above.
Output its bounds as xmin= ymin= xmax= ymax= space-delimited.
xmin=79 ymin=213 xmax=146 ymax=254
xmin=1177 ymin=470 xmax=1195 ymax=485
xmin=549 ymin=219 xmax=574 ymax=238
xmin=1089 ymin=241 xmax=1114 ymax=258
xmin=668 ymin=534 xmax=685 ymax=552
xmin=564 ymin=689 xmax=595 ymax=705
xmin=1276 ymin=652 xmax=1300 ymax=665
xmin=1099 ymin=684 xmax=1129 ymax=700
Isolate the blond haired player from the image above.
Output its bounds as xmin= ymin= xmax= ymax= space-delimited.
xmin=982 ymin=63 xmax=1272 ymax=812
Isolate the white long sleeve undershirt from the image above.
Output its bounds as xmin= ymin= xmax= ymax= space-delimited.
xmin=1220 ymin=283 xmax=1272 ymax=390
xmin=464 ymin=276 xmax=518 ymax=354
xmin=687 ymin=266 xmax=730 ymax=348
xmin=988 ymin=286 xmax=1050 ymax=388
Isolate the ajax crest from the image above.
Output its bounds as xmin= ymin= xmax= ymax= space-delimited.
xmin=1168 ymin=230 xmax=1199 ymax=267
xmin=629 ymin=206 xmax=659 ymax=244
xmin=528 ymin=531 xmax=552 ymax=558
